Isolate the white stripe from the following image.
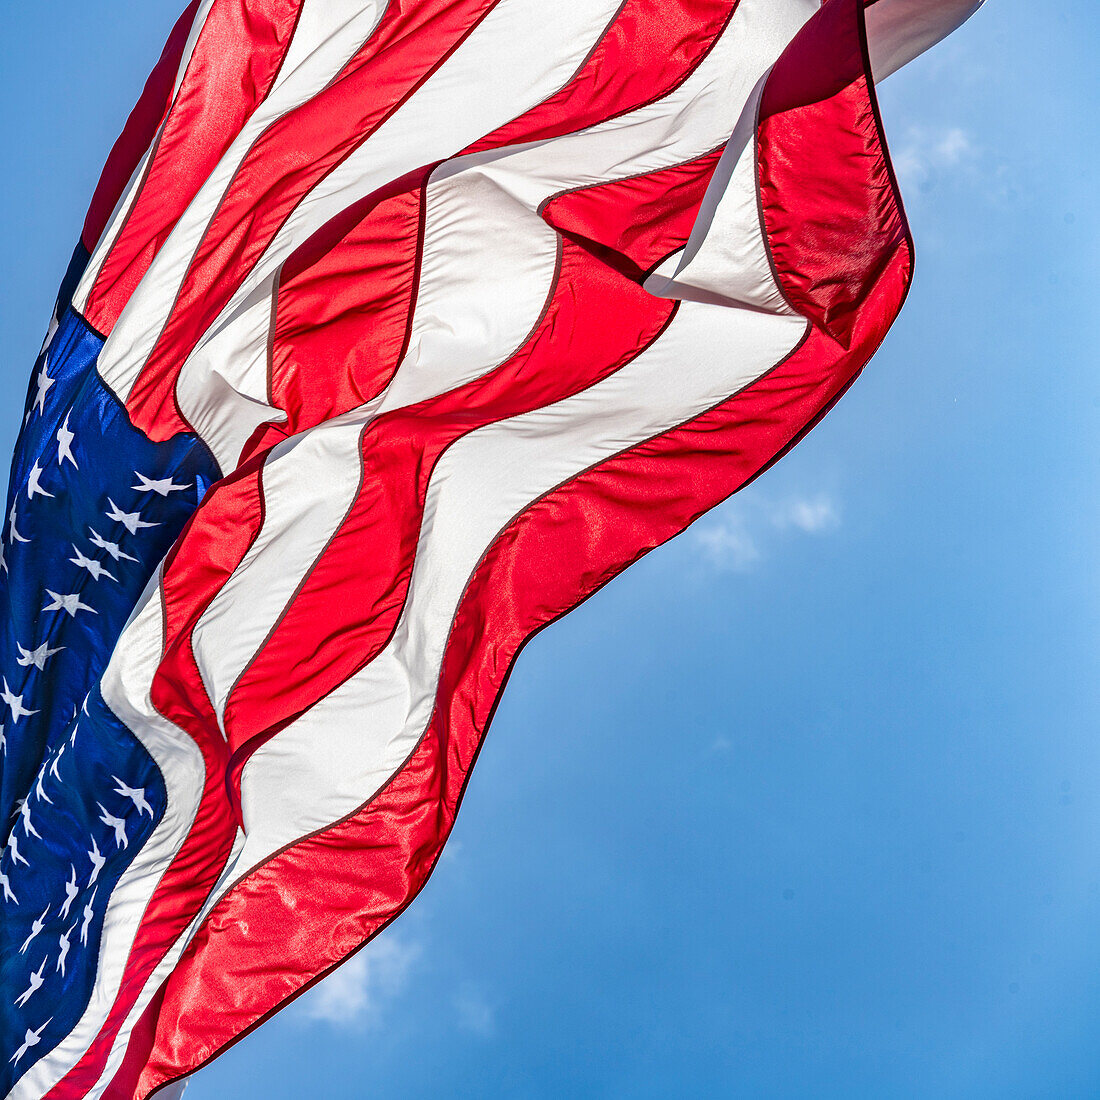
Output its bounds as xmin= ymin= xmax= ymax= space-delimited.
xmin=84 ymin=827 xmax=247 ymax=1100
xmin=191 ymin=409 xmax=372 ymax=730
xmin=866 ymin=0 xmax=985 ymax=82
xmin=172 ymin=272 xmax=283 ymax=466
xmin=6 ymin=577 xmax=210 ymax=1100
xmin=644 ymin=76 xmax=794 ymax=314
xmin=171 ymin=0 xmax=219 ymax=98
xmin=422 ymin=0 xmax=816 ymax=200
xmin=655 ymin=0 xmax=989 ymax=304
xmin=187 ymin=0 xmax=816 ymax=713
xmin=75 ymin=139 xmax=157 ymax=315
xmin=392 ymin=176 xmax=564 ymax=415
xmin=125 ymin=0 xmax=381 ymax=438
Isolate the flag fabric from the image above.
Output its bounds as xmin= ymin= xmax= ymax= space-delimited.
xmin=0 ymin=0 xmax=983 ymax=1095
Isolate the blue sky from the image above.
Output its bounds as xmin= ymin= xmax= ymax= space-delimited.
xmin=1 ymin=2 xmax=1098 ymax=1096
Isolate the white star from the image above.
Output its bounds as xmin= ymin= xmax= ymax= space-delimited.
xmin=49 ymin=743 xmax=65 ymax=781
xmin=80 ymin=888 xmax=97 ymax=947
xmin=19 ymin=905 xmax=49 ymax=954
xmin=1 ymin=678 xmax=39 ymax=721
xmin=105 ymin=498 xmax=158 ymax=535
xmin=26 ymin=461 xmax=54 ymax=501
xmin=8 ymin=502 xmax=30 ymax=544
xmin=112 ymin=777 xmax=153 ymax=817
xmin=33 ymin=356 xmax=55 ymax=416
xmin=56 ymin=412 xmax=78 ymax=469
xmin=0 ymin=869 xmax=16 ymax=904
xmin=6 ymin=831 xmax=28 ymax=868
xmin=34 ymin=766 xmax=53 ymax=805
xmin=97 ymin=803 xmax=128 ymax=849
xmin=10 ymin=1018 xmax=52 ymax=1066
xmin=42 ymin=590 xmax=96 ymax=618
xmin=87 ymin=528 xmax=137 ymax=563
xmin=69 ymin=545 xmax=116 ymax=583
xmin=68 ymin=722 xmax=78 ymax=748
xmin=16 ymin=640 xmax=64 ymax=670
xmin=39 ymin=310 xmax=58 ymax=357
xmin=56 ymin=923 xmax=76 ymax=977
xmin=0 ymin=541 xmax=7 ymax=574
xmin=0 ymin=725 xmax=6 ymax=757
xmin=87 ymin=837 xmax=105 ymax=885
xmin=59 ymin=864 xmax=78 ymax=920
xmin=132 ymin=472 xmax=190 ymax=497
xmin=14 ymin=958 xmax=47 ymax=1008
xmin=19 ymin=799 xmax=40 ymax=840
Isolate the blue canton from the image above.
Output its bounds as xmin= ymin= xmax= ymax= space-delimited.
xmin=0 ymin=252 xmax=219 ymax=1089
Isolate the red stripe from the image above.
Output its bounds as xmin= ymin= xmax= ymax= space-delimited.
xmin=264 ymin=176 xmax=428 ymax=449
xmin=757 ymin=0 xmax=907 ymax=346
xmin=82 ymin=0 xmax=305 ymax=336
xmin=80 ymin=0 xmax=203 ymax=255
xmin=542 ymin=146 xmax=723 ymax=278
xmin=128 ymin=1 xmax=910 ymax=1091
xmin=100 ymin=984 xmax=168 ymax=1100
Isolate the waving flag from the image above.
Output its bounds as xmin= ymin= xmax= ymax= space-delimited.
xmin=0 ymin=0 xmax=984 ymax=1095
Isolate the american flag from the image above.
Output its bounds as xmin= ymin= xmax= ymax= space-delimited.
xmin=0 ymin=0 xmax=983 ymax=1095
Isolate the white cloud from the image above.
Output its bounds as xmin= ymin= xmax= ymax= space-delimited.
xmin=892 ymin=125 xmax=977 ymax=193
xmin=691 ymin=492 xmax=840 ymax=572
xmin=298 ymin=929 xmax=421 ymax=1030
xmin=769 ymin=494 xmax=840 ymax=535
xmin=693 ymin=513 xmax=760 ymax=572
xmin=453 ymin=984 xmax=496 ymax=1037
